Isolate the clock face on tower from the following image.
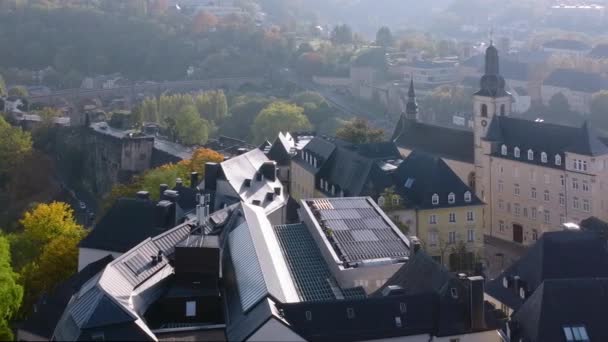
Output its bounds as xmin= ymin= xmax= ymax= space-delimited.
xmin=481 ymin=120 xmax=488 ymax=127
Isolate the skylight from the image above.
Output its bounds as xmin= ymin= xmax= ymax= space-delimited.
xmin=563 ymin=325 xmax=590 ymax=342
xmin=404 ymin=178 xmax=415 ymax=188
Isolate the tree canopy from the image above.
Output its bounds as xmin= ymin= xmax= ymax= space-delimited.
xmin=252 ymin=102 xmax=312 ymax=143
xmin=331 ymin=24 xmax=353 ymax=45
xmin=0 ymin=117 xmax=33 ymax=184
xmin=376 ymin=26 xmax=394 ymax=48
xmin=11 ymin=202 xmax=86 ymax=318
xmin=336 ymin=118 xmax=385 ymax=144
xmin=7 ymin=86 xmax=28 ymax=98
xmin=0 ymin=236 xmax=22 ymax=341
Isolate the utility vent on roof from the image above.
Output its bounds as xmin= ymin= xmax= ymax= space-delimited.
xmin=274 ymin=187 xmax=281 ymax=196
xmin=244 ymin=179 xmax=251 ymax=187
xmin=252 ymin=200 xmax=261 ymax=206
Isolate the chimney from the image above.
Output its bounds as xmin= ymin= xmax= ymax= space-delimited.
xmin=237 ymin=147 xmax=248 ymax=155
xmin=204 ymin=163 xmax=220 ymax=191
xmin=260 ymin=161 xmax=277 ymax=181
xmin=155 ymin=200 xmax=176 ymax=229
xmin=190 ymin=172 xmax=199 ymax=188
xmin=274 ymin=187 xmax=281 ymax=196
xmin=136 ymin=191 xmax=150 ymax=200
xmin=468 ymin=276 xmax=485 ymax=331
xmin=175 ymin=178 xmax=183 ymax=188
xmin=164 ymin=190 xmax=180 ymax=203
xmin=159 ymin=184 xmax=169 ymax=199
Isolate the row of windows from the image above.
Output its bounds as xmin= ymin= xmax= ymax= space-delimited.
xmin=429 ymin=211 xmax=475 ymax=224
xmin=431 ymin=191 xmax=472 ymax=205
xmin=498 ymin=166 xmax=555 ymax=184
xmin=497 ymin=170 xmax=591 ymax=192
xmin=572 ymin=159 xmax=588 ymax=172
xmin=428 ymin=229 xmax=476 ymax=246
xmin=301 ymin=150 xmax=319 ymax=168
xmin=319 ymin=178 xmax=345 ymax=197
xmin=501 ymin=145 xmax=561 ymax=165
xmin=497 ymin=221 xmax=540 ymax=240
xmin=497 ymin=201 xmax=554 ymax=223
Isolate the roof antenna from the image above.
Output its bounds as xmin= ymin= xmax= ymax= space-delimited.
xmin=489 ymin=26 xmax=494 ymax=46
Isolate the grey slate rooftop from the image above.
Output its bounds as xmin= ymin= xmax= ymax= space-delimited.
xmin=304 ymin=197 xmax=410 ymax=264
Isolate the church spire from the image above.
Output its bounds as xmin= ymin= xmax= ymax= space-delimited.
xmin=406 ymin=76 xmax=418 ymax=120
xmin=476 ymin=43 xmax=507 ymax=97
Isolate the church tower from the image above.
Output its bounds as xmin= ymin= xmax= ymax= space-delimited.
xmin=405 ymin=77 xmax=419 ymax=121
xmin=473 ymin=43 xmax=512 ymax=143
xmin=473 ymin=43 xmax=512 ymax=230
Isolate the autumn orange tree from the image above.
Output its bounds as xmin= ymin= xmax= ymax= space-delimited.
xmin=102 ymin=148 xmax=224 ymax=212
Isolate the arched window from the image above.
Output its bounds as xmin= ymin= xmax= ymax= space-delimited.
xmin=392 ymin=197 xmax=400 ymax=206
xmin=481 ymin=104 xmax=488 ymax=117
xmin=528 ymin=149 xmax=534 ymax=160
xmin=514 ymin=147 xmax=520 ymax=158
xmin=501 ymin=145 xmax=508 ymax=156
xmin=432 ymin=194 xmax=439 ymax=205
xmin=377 ymin=196 xmax=386 ymax=207
xmin=555 ymin=154 xmax=562 ymax=166
xmin=541 ymin=152 xmax=547 ymax=163
xmin=464 ymin=191 xmax=472 ymax=203
xmin=448 ymin=192 xmax=455 ymax=204
xmin=500 ymin=104 xmax=506 ymax=116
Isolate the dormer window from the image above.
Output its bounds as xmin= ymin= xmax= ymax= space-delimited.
xmin=432 ymin=193 xmax=439 ymax=205
xmin=501 ymin=145 xmax=507 ymax=156
xmin=331 ymin=185 xmax=335 ymax=196
xmin=481 ymin=104 xmax=488 ymax=117
xmin=555 ymin=154 xmax=562 ymax=166
xmin=377 ymin=196 xmax=386 ymax=207
xmin=464 ymin=191 xmax=472 ymax=203
xmin=324 ymin=181 xmax=329 ymax=192
xmin=514 ymin=147 xmax=520 ymax=158
xmin=313 ymin=157 xmax=317 ymax=168
xmin=448 ymin=192 xmax=455 ymax=204
xmin=528 ymin=149 xmax=534 ymax=160
xmin=392 ymin=197 xmax=400 ymax=206
xmin=319 ymin=178 xmax=324 ymax=190
xmin=541 ymin=152 xmax=547 ymax=163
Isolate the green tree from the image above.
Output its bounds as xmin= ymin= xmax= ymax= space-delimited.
xmin=140 ymin=97 xmax=159 ymax=123
xmin=336 ymin=118 xmax=385 ymax=144
xmin=220 ymin=96 xmax=272 ymax=141
xmin=15 ymin=202 xmax=86 ymax=317
xmin=7 ymin=86 xmax=28 ymax=97
xmin=0 ymin=117 xmax=33 ymax=183
xmin=0 ymin=235 xmax=22 ymax=341
xmin=591 ymin=90 xmax=608 ymax=132
xmin=252 ymin=102 xmax=311 ymax=143
xmin=195 ymin=90 xmax=228 ymax=123
xmin=174 ymin=105 xmax=210 ymax=145
xmin=331 ymin=24 xmax=353 ymax=45
xmin=375 ymin=26 xmax=394 ymax=48
xmin=0 ymin=74 xmax=6 ymax=96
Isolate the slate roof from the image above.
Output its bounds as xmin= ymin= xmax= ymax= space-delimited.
xmin=485 ymin=116 xmax=608 ymax=162
xmin=543 ymin=39 xmax=591 ymax=51
xmin=303 ymin=197 xmax=410 ymax=265
xmin=485 ymin=230 xmax=608 ymax=311
xmin=316 ymin=140 xmax=401 ymax=197
xmin=20 ymin=256 xmax=114 ymax=340
xmin=79 ymin=198 xmax=162 ymax=253
xmin=352 ymin=48 xmax=387 ymax=68
xmin=580 ymin=216 xmax=608 ymax=238
xmin=392 ymin=118 xmax=474 ymax=163
xmin=544 ymin=68 xmax=605 ymax=92
xmin=266 ymin=132 xmax=314 ymax=166
xmin=54 ymin=221 xmax=199 ymax=341
xmin=392 ymin=151 xmax=481 ymax=209
xmin=218 ymin=148 xmax=287 ymax=214
xmin=296 ymin=136 xmax=337 ymax=171
xmin=512 ymin=278 xmax=608 ymax=342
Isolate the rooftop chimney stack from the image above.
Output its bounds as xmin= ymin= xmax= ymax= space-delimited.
xmin=260 ymin=161 xmax=277 ymax=181
xmin=468 ymin=276 xmax=486 ymax=331
xmin=175 ymin=178 xmax=183 ymax=188
xmin=204 ymin=163 xmax=220 ymax=191
xmin=159 ymin=184 xmax=169 ymax=199
xmin=190 ymin=172 xmax=199 ymax=188
xmin=136 ymin=191 xmax=150 ymax=200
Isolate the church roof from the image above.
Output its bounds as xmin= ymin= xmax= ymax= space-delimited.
xmin=485 ymin=116 xmax=608 ymax=160
xmin=393 ymin=118 xmax=474 ymax=163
